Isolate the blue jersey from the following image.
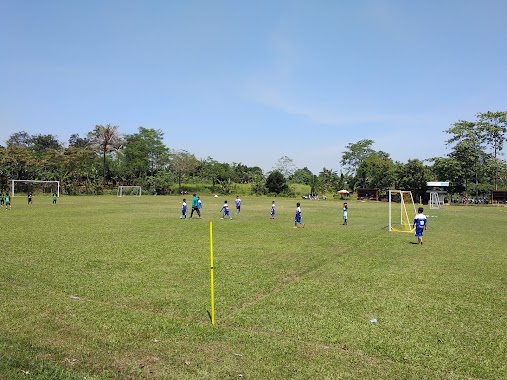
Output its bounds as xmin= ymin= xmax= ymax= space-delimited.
xmin=182 ymin=202 xmax=187 ymax=214
xmin=295 ymin=207 xmax=302 ymax=223
xmin=414 ymin=213 xmax=427 ymax=236
xmin=270 ymin=203 xmax=275 ymax=216
xmin=221 ymin=203 xmax=230 ymax=216
xmin=235 ymin=198 xmax=241 ymax=208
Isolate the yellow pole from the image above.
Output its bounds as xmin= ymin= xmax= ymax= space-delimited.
xmin=209 ymin=222 xmax=215 ymax=325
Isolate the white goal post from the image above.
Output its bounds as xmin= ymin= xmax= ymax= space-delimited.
xmin=388 ymin=190 xmax=416 ymax=233
xmin=10 ymin=180 xmax=60 ymax=197
xmin=429 ymin=191 xmax=443 ymax=209
xmin=117 ymin=186 xmax=142 ymax=197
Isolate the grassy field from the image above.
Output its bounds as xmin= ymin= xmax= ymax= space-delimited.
xmin=1 ymin=195 xmax=506 ymax=379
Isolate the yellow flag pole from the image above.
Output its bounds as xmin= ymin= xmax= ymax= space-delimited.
xmin=209 ymin=222 xmax=215 ymax=325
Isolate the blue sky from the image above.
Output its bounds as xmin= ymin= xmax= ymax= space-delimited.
xmin=1 ymin=0 xmax=506 ymax=174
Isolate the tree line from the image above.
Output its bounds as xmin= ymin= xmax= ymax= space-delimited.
xmin=1 ymin=111 xmax=506 ymax=197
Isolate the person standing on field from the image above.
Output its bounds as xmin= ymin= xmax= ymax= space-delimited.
xmin=413 ymin=207 xmax=428 ymax=245
xmin=5 ymin=194 xmax=12 ymax=210
xmin=28 ymin=192 xmax=33 ymax=205
xmin=235 ymin=195 xmax=241 ymax=214
xmin=342 ymin=203 xmax=348 ymax=225
xmin=190 ymin=193 xmax=201 ymax=218
xmin=180 ymin=198 xmax=187 ymax=219
xmin=52 ymin=193 xmax=57 ymax=204
xmin=270 ymin=201 xmax=276 ymax=219
xmin=220 ymin=200 xmax=232 ymax=219
xmin=293 ymin=202 xmax=304 ymax=228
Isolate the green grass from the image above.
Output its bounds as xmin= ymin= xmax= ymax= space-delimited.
xmin=1 ymin=196 xmax=506 ymax=379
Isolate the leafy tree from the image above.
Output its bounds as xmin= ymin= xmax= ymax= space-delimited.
xmin=445 ymin=120 xmax=485 ymax=195
xmin=318 ymin=168 xmax=340 ymax=193
xmin=265 ymin=170 xmax=288 ymax=194
xmin=201 ymin=158 xmax=232 ymax=192
xmin=170 ymin=150 xmax=200 ymax=192
xmin=123 ymin=127 xmax=168 ymax=180
xmin=393 ymin=159 xmax=428 ymax=191
xmin=290 ymin=167 xmax=313 ymax=185
xmin=341 ymin=139 xmax=375 ymax=176
xmin=6 ymin=131 xmax=32 ymax=147
xmin=273 ymin=156 xmax=296 ymax=178
xmin=68 ymin=134 xmax=90 ymax=148
xmin=476 ymin=111 xmax=507 ymax=190
xmin=87 ymin=124 xmax=123 ymax=182
xmin=356 ymin=153 xmax=394 ymax=190
xmin=30 ymin=134 xmax=62 ymax=155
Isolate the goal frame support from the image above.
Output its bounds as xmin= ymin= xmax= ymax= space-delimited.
xmin=388 ymin=190 xmax=416 ymax=233
xmin=117 ymin=185 xmax=142 ymax=197
xmin=10 ymin=180 xmax=60 ymax=197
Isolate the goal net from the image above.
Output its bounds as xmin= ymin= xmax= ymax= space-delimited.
xmin=117 ymin=186 xmax=142 ymax=197
xmin=10 ymin=180 xmax=60 ymax=197
xmin=389 ymin=190 xmax=416 ymax=233
xmin=429 ymin=191 xmax=443 ymax=209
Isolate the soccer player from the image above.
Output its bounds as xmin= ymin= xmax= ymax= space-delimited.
xmin=180 ymin=198 xmax=187 ymax=219
xmin=52 ymin=193 xmax=57 ymax=204
xmin=413 ymin=207 xmax=428 ymax=245
xmin=28 ymin=192 xmax=33 ymax=205
xmin=293 ymin=202 xmax=304 ymax=228
xmin=235 ymin=195 xmax=241 ymax=214
xmin=198 ymin=197 xmax=202 ymax=214
xmin=270 ymin=201 xmax=276 ymax=219
xmin=342 ymin=203 xmax=348 ymax=225
xmin=190 ymin=193 xmax=201 ymax=219
xmin=5 ymin=194 xmax=11 ymax=210
xmin=220 ymin=201 xmax=232 ymax=219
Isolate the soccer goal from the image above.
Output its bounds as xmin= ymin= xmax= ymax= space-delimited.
xmin=10 ymin=180 xmax=60 ymax=197
xmin=117 ymin=186 xmax=142 ymax=197
xmin=429 ymin=191 xmax=443 ymax=209
xmin=388 ymin=190 xmax=416 ymax=233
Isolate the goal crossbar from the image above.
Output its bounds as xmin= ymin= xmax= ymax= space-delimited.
xmin=10 ymin=180 xmax=60 ymax=197
xmin=117 ymin=186 xmax=142 ymax=197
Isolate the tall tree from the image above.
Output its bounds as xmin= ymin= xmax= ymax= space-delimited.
xmin=123 ymin=127 xmax=168 ymax=180
xmin=170 ymin=150 xmax=200 ymax=192
xmin=356 ymin=152 xmax=394 ymax=190
xmin=273 ymin=156 xmax=296 ymax=178
xmin=341 ymin=139 xmax=375 ymax=176
xmin=87 ymin=124 xmax=123 ymax=182
xmin=445 ymin=120 xmax=485 ymax=195
xmin=476 ymin=111 xmax=507 ymax=190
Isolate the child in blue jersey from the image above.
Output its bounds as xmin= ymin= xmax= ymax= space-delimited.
xmin=235 ymin=195 xmax=241 ymax=214
xmin=413 ymin=207 xmax=427 ymax=245
xmin=270 ymin=201 xmax=275 ymax=219
xmin=293 ymin=202 xmax=304 ymax=228
xmin=220 ymin=201 xmax=232 ymax=219
xmin=180 ymin=199 xmax=187 ymax=219
xmin=342 ymin=203 xmax=348 ymax=225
